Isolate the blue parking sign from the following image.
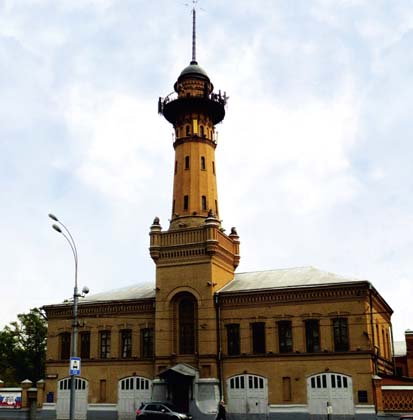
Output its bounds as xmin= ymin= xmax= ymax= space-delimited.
xmin=69 ymin=357 xmax=81 ymax=376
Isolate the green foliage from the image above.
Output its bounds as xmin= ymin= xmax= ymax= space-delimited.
xmin=0 ymin=308 xmax=47 ymax=385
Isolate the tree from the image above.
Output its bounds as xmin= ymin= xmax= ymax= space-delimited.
xmin=0 ymin=308 xmax=47 ymax=385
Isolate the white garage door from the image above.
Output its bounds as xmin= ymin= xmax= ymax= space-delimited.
xmin=307 ymin=373 xmax=354 ymax=415
xmin=227 ymin=374 xmax=268 ymax=414
xmin=56 ymin=377 xmax=88 ymax=420
xmin=118 ymin=376 xmax=152 ymax=420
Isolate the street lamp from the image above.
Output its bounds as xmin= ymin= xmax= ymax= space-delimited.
xmin=49 ymin=213 xmax=88 ymax=420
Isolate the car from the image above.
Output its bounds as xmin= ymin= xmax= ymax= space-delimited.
xmin=136 ymin=401 xmax=192 ymax=420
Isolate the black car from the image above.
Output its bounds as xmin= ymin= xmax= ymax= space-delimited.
xmin=136 ymin=402 xmax=192 ymax=420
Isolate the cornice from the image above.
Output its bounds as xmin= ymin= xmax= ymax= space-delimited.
xmin=218 ymin=283 xmax=369 ymax=307
xmin=44 ymin=299 xmax=155 ymax=319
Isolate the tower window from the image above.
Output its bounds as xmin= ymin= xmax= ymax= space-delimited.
xmin=305 ymin=320 xmax=320 ymax=353
xmin=185 ymin=156 xmax=190 ymax=170
xmin=175 ymin=160 xmax=177 ymax=174
xmin=100 ymin=331 xmax=111 ymax=359
xmin=184 ymin=195 xmax=189 ymax=210
xmin=120 ymin=329 xmax=132 ymax=358
xmin=212 ymin=161 xmax=215 ymax=175
xmin=179 ymin=299 xmax=196 ymax=354
xmin=141 ymin=328 xmax=154 ymax=358
xmin=201 ymin=156 xmax=206 ymax=170
xmin=202 ymin=196 xmax=207 ymax=211
xmin=80 ymin=332 xmax=90 ymax=359
xmin=200 ymin=125 xmax=205 ymax=137
xmin=215 ymin=200 xmax=218 ymax=216
xmin=278 ymin=321 xmax=293 ymax=353
xmin=193 ymin=119 xmax=198 ymax=135
xmin=176 ymin=127 xmax=180 ymax=138
xmin=251 ymin=322 xmax=266 ymax=354
xmin=172 ymin=199 xmax=175 ymax=215
xmin=333 ymin=318 xmax=349 ymax=352
xmin=186 ymin=125 xmax=190 ymax=136
xmin=227 ymin=324 xmax=240 ymax=356
xmin=60 ymin=332 xmax=71 ymax=360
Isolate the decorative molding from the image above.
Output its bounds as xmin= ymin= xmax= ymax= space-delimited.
xmin=45 ymin=299 xmax=155 ymax=319
xmin=220 ymin=284 xmax=369 ymax=307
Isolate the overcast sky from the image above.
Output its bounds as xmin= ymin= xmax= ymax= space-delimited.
xmin=1 ymin=0 xmax=412 ymax=341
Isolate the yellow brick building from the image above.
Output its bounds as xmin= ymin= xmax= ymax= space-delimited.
xmin=43 ymin=11 xmax=394 ymax=420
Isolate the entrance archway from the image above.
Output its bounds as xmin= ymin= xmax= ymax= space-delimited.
xmin=159 ymin=363 xmax=196 ymax=412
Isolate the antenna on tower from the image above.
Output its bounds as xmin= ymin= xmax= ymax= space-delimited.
xmin=191 ymin=2 xmax=197 ymax=64
xmin=183 ymin=0 xmax=205 ymax=65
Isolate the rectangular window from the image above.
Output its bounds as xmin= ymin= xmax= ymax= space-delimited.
xmin=100 ymin=331 xmax=111 ymax=359
xmin=202 ymin=196 xmax=207 ymax=211
xmin=141 ymin=328 xmax=154 ymax=358
xmin=251 ymin=322 xmax=266 ymax=354
xmin=184 ymin=195 xmax=189 ymax=210
xmin=121 ymin=329 xmax=132 ymax=358
xmin=278 ymin=321 xmax=293 ymax=353
xmin=282 ymin=377 xmax=291 ymax=401
xmin=333 ymin=318 xmax=349 ymax=351
xmin=226 ymin=324 xmax=240 ymax=356
xmin=358 ymin=390 xmax=368 ymax=403
xmin=80 ymin=332 xmax=90 ymax=359
xmin=60 ymin=332 xmax=71 ymax=360
xmin=193 ymin=119 xmax=198 ymax=135
xmin=99 ymin=380 xmax=106 ymax=402
xmin=305 ymin=320 xmax=320 ymax=353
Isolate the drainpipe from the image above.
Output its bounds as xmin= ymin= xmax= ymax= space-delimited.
xmin=369 ymin=284 xmax=377 ymax=374
xmin=215 ymin=293 xmax=224 ymax=398
xmin=390 ymin=322 xmax=396 ymax=375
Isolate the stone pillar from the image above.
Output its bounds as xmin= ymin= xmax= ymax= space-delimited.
xmin=21 ymin=379 xmax=33 ymax=409
xmin=372 ymin=375 xmax=383 ymax=413
xmin=36 ymin=379 xmax=45 ymax=408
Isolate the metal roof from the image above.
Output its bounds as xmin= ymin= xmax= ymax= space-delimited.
xmin=219 ymin=266 xmax=366 ymax=293
xmin=394 ymin=341 xmax=407 ymax=357
xmin=81 ymin=282 xmax=155 ymax=303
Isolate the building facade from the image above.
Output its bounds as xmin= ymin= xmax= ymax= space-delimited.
xmin=43 ymin=11 xmax=395 ymax=420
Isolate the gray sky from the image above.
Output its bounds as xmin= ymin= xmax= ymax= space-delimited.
xmin=1 ymin=0 xmax=412 ymax=340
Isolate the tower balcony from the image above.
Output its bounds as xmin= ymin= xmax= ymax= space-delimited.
xmin=158 ymin=91 xmax=227 ymax=126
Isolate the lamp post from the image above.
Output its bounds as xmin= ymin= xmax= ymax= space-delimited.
xmin=49 ymin=213 xmax=79 ymax=420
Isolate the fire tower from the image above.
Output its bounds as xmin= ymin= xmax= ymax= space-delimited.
xmin=149 ymin=5 xmax=240 ymax=408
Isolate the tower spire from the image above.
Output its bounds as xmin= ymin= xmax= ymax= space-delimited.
xmin=191 ymin=3 xmax=197 ymax=64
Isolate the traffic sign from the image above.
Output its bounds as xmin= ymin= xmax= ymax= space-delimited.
xmin=69 ymin=357 xmax=81 ymax=376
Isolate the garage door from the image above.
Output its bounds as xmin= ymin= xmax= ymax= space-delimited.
xmin=307 ymin=373 xmax=354 ymax=415
xmin=56 ymin=377 xmax=88 ymax=420
xmin=118 ymin=376 xmax=152 ymax=420
xmin=227 ymin=374 xmax=268 ymax=414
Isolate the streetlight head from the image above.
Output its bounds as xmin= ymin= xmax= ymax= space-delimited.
xmin=48 ymin=213 xmax=59 ymax=222
xmin=52 ymin=224 xmax=62 ymax=233
xmin=82 ymin=286 xmax=90 ymax=295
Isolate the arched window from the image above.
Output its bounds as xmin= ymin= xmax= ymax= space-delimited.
xmin=202 ymin=196 xmax=207 ymax=211
xmin=200 ymin=125 xmax=205 ymax=137
xmin=201 ymin=156 xmax=206 ymax=170
xmin=185 ymin=156 xmax=190 ymax=170
xmin=175 ymin=160 xmax=177 ymax=174
xmin=186 ymin=125 xmax=190 ymax=136
xmin=184 ymin=195 xmax=189 ymax=210
xmin=179 ymin=298 xmax=196 ymax=354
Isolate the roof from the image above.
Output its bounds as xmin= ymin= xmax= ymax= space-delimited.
xmin=73 ymin=266 xmax=366 ymax=305
xmin=81 ymin=282 xmax=155 ymax=303
xmin=219 ymin=266 xmax=367 ymax=293
xmin=394 ymin=341 xmax=407 ymax=357
xmin=178 ymin=61 xmax=209 ymax=81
